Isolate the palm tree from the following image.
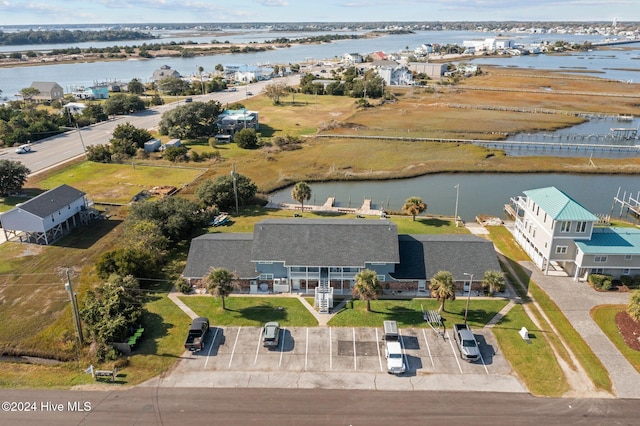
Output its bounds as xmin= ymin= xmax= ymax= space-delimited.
xmin=430 ymin=271 xmax=456 ymax=313
xmin=402 ymin=196 xmax=427 ymax=221
xmin=198 ymin=66 xmax=205 ymax=94
xmin=205 ymin=268 xmax=236 ymax=310
xmin=629 ymin=290 xmax=640 ymax=322
xmin=352 ymin=269 xmax=381 ymax=312
xmin=291 ymin=181 xmax=311 ymax=212
xmin=482 ymin=270 xmax=506 ymax=295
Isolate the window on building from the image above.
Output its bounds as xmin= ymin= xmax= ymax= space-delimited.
xmin=556 ymin=246 xmax=568 ymax=254
xmin=591 ymin=268 xmax=604 ymax=274
xmin=576 ymin=221 xmax=587 ymax=233
xmin=544 ymin=213 xmax=547 ymax=223
xmin=625 ymin=255 xmax=632 ymax=261
xmin=258 ymin=261 xmax=273 ymax=265
xmin=536 ymin=206 xmax=539 ymax=215
xmin=560 ymin=221 xmax=571 ymax=233
xmin=259 ymin=273 xmax=273 ymax=280
xmin=594 ymin=256 xmax=607 ymax=263
xmin=623 ymin=269 xmax=631 ymax=275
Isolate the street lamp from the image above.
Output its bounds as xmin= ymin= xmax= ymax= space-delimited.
xmin=454 ymin=184 xmax=460 ymax=227
xmin=463 ymin=272 xmax=473 ymax=325
xmin=231 ymin=164 xmax=239 ymax=215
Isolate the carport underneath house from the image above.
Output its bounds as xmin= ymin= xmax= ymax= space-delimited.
xmin=182 ymin=219 xmax=501 ymax=302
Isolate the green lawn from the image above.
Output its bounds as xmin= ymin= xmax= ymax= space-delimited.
xmin=30 ymin=161 xmax=206 ymax=204
xmin=492 ymin=304 xmax=570 ymax=397
xmin=178 ymin=296 xmax=318 ymax=327
xmin=328 ymin=298 xmax=508 ymax=328
xmin=591 ymin=305 xmax=640 ymax=374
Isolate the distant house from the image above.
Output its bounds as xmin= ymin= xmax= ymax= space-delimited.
xmin=216 ymin=109 xmax=259 ymax=136
xmin=370 ymin=51 xmax=388 ymax=61
xmin=374 ymin=64 xmax=414 ymax=86
xmin=0 ymin=184 xmax=91 ymax=245
xmin=28 ymin=81 xmax=64 ymax=102
xmin=408 ymin=62 xmax=447 ymax=79
xmin=87 ymin=85 xmax=109 ymax=99
xmin=151 ymin=65 xmax=181 ymax=82
xmin=343 ymin=53 xmax=364 ymax=64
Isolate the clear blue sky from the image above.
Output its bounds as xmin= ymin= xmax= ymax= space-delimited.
xmin=0 ymin=0 xmax=637 ymax=26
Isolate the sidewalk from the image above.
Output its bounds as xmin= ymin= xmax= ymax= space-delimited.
xmin=521 ymin=261 xmax=640 ymax=398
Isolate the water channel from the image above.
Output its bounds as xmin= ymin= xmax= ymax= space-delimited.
xmin=267 ymin=173 xmax=640 ymax=222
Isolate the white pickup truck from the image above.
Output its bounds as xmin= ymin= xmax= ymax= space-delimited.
xmin=384 ymin=340 xmax=406 ymax=374
xmin=453 ymin=323 xmax=480 ymax=362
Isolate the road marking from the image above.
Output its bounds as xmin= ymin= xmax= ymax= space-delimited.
xmin=352 ymin=327 xmax=357 ymax=370
xmin=375 ymin=328 xmax=383 ymax=372
xmin=422 ymin=329 xmax=435 ymax=368
xmin=329 ymin=327 xmax=333 ymax=370
xmin=305 ymin=327 xmax=309 ymax=371
xmin=446 ymin=330 xmax=464 ymax=374
xmin=479 ymin=343 xmax=490 ymax=375
xmin=229 ymin=327 xmax=241 ymax=368
xmin=203 ymin=327 xmax=220 ymax=369
xmin=254 ymin=326 xmax=262 ymax=365
xmin=279 ymin=327 xmax=285 ymax=367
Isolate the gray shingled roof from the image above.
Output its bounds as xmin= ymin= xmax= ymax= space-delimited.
xmin=393 ymin=234 xmax=500 ymax=281
xmin=18 ymin=184 xmax=85 ymax=218
xmin=251 ymin=219 xmax=399 ymax=267
xmin=182 ymin=233 xmax=256 ymax=279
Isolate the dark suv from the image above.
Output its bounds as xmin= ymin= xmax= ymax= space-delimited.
xmin=262 ymin=321 xmax=280 ymax=348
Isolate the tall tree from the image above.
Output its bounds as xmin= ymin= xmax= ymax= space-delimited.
xmin=19 ymin=87 xmax=40 ymax=103
xmin=128 ymin=78 xmax=145 ymax=95
xmin=264 ymin=81 xmax=288 ymax=105
xmin=352 ymin=269 xmax=381 ymax=312
xmin=629 ymin=290 xmax=640 ymax=322
xmin=234 ymin=128 xmax=258 ymax=149
xmin=205 ymin=268 xmax=236 ymax=310
xmin=195 ymin=174 xmax=257 ymax=211
xmin=482 ymin=270 xmax=506 ymax=295
xmin=0 ymin=159 xmax=30 ymax=196
xmin=430 ymin=271 xmax=456 ymax=313
xmin=402 ymin=196 xmax=427 ymax=221
xmin=158 ymin=100 xmax=222 ymax=139
xmin=291 ymin=182 xmax=311 ymax=212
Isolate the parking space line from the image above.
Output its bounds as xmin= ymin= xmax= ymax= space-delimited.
xmin=203 ymin=327 xmax=220 ymax=369
xmin=279 ymin=327 xmax=285 ymax=367
xmin=375 ymin=328 xmax=383 ymax=372
xmin=253 ymin=326 xmax=262 ymax=365
xmin=352 ymin=327 xmax=357 ymax=370
xmin=479 ymin=347 xmax=490 ymax=374
xmin=399 ymin=331 xmax=410 ymax=372
xmin=329 ymin=328 xmax=333 ymax=370
xmin=305 ymin=327 xmax=309 ymax=371
xmin=446 ymin=330 xmax=464 ymax=374
xmin=421 ymin=329 xmax=435 ymax=368
xmin=229 ymin=327 xmax=242 ymax=368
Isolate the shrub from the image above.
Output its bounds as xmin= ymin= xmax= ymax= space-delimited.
xmin=175 ymin=277 xmax=193 ymax=294
xmin=589 ymin=273 xmax=613 ymax=291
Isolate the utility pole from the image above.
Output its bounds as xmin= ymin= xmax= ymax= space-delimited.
xmin=463 ymin=272 xmax=473 ymax=325
xmin=454 ymin=184 xmax=460 ymax=227
xmin=64 ymin=269 xmax=83 ymax=345
xmin=231 ymin=164 xmax=239 ymax=215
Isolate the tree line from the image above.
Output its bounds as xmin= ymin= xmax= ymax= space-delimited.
xmin=0 ymin=29 xmax=155 ymax=46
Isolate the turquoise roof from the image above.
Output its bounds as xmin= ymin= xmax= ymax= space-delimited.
xmin=575 ymin=227 xmax=640 ymax=255
xmin=524 ymin=187 xmax=599 ymax=221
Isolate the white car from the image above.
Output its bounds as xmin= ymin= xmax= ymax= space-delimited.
xmin=384 ymin=341 xmax=406 ymax=374
xmin=15 ymin=144 xmax=31 ymax=154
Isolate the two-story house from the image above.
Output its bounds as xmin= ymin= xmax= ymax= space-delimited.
xmin=511 ymin=186 xmax=640 ymax=280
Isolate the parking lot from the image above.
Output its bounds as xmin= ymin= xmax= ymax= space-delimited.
xmin=176 ymin=325 xmax=511 ymax=377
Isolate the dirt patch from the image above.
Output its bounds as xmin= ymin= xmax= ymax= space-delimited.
xmin=16 ymin=244 xmax=44 ymax=257
xmin=616 ymin=311 xmax=640 ymax=352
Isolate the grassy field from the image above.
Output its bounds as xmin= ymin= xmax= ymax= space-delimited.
xmin=492 ymin=304 xmax=569 ymax=397
xmin=328 ymin=299 xmax=509 ymax=328
xmin=591 ymin=305 xmax=640 ymax=374
xmin=178 ymin=296 xmax=319 ymax=327
xmin=29 ymin=162 xmax=206 ymax=204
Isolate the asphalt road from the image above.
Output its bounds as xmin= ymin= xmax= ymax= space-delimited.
xmin=0 ymin=387 xmax=635 ymax=425
xmin=2 ymin=75 xmax=300 ymax=176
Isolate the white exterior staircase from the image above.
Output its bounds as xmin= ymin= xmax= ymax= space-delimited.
xmin=314 ymin=279 xmax=333 ymax=314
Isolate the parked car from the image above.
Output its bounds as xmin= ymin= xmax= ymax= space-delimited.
xmin=262 ymin=321 xmax=280 ymax=348
xmin=184 ymin=317 xmax=209 ymax=352
xmin=246 ymin=91 xmax=253 ymax=96
xmin=453 ymin=323 xmax=480 ymax=362
xmin=184 ymin=97 xmax=193 ymax=103
xmin=15 ymin=144 xmax=31 ymax=154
